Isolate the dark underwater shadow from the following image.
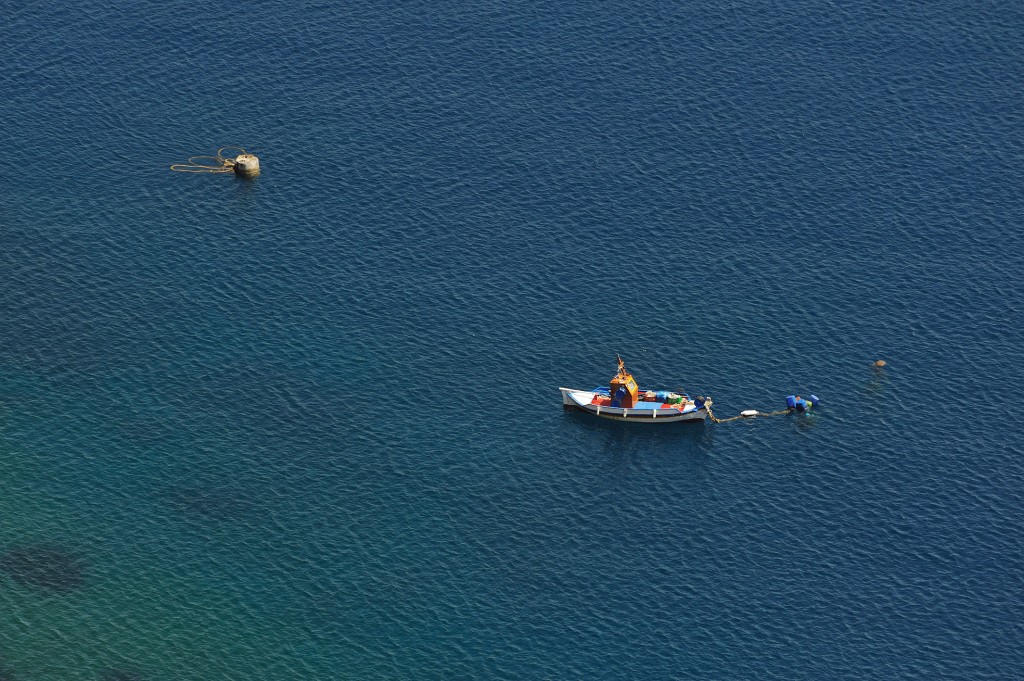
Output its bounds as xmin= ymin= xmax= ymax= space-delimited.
xmin=561 ymin=410 xmax=714 ymax=474
xmin=99 ymin=669 xmax=145 ymax=681
xmin=180 ymin=359 xmax=349 ymax=447
xmin=111 ymin=413 xmax=179 ymax=446
xmin=0 ymin=544 xmax=86 ymax=595
xmin=860 ymin=364 xmax=891 ymax=397
xmin=164 ymin=484 xmax=258 ymax=520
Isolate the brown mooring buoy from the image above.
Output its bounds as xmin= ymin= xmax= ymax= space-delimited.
xmin=233 ymin=153 xmax=260 ymax=178
xmin=874 ymin=360 xmax=886 ymax=368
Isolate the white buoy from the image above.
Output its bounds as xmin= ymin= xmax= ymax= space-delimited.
xmin=740 ymin=410 xmax=759 ymax=417
xmin=233 ymin=153 xmax=260 ymax=178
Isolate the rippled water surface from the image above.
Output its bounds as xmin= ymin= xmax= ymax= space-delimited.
xmin=2 ymin=1 xmax=1023 ymax=678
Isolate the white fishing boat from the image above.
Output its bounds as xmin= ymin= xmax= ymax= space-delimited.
xmin=560 ymin=357 xmax=710 ymax=424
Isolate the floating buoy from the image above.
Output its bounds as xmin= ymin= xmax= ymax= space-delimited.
xmin=874 ymin=360 xmax=886 ymax=368
xmin=233 ymin=153 xmax=260 ymax=178
xmin=740 ymin=410 xmax=759 ymax=417
xmin=170 ymin=146 xmax=259 ymax=177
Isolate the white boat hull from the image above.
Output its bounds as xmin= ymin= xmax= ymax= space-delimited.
xmin=559 ymin=387 xmax=709 ymax=424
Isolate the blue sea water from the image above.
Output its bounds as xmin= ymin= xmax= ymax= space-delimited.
xmin=2 ymin=0 xmax=1024 ymax=678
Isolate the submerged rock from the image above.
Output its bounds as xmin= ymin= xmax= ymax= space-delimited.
xmin=0 ymin=545 xmax=86 ymax=595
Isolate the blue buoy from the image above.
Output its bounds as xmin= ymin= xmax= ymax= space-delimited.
xmin=809 ymin=394 xmax=820 ymax=408
xmin=786 ymin=395 xmax=797 ymax=409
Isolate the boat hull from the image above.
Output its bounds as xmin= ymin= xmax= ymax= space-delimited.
xmin=559 ymin=388 xmax=708 ymax=424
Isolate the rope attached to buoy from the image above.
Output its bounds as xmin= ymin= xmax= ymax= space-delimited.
xmin=170 ymin=146 xmax=249 ymax=174
xmin=706 ymin=403 xmax=795 ymax=424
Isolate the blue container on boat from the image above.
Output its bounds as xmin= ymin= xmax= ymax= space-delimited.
xmin=786 ymin=395 xmax=797 ymax=409
xmin=655 ymin=390 xmax=670 ymax=402
xmin=694 ymin=396 xmax=706 ymax=409
xmin=611 ymin=387 xmax=627 ymax=408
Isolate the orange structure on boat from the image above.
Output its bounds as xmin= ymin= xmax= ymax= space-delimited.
xmin=608 ymin=356 xmax=639 ymax=408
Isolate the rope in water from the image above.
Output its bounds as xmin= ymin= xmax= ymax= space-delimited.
xmin=170 ymin=146 xmax=248 ymax=173
xmin=705 ymin=403 xmax=794 ymax=424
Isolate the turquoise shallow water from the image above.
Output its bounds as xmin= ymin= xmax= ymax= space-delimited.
xmin=2 ymin=1 xmax=1024 ymax=678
